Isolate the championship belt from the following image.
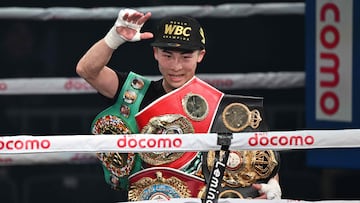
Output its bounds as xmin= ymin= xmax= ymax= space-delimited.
xmin=204 ymin=94 xmax=280 ymax=198
xmin=211 ymin=94 xmax=267 ymax=133
xmin=128 ymin=167 xmax=206 ymax=201
xmin=91 ymin=72 xmax=151 ymax=189
xmin=205 ymin=150 xmax=279 ymax=198
xmin=135 ymin=76 xmax=224 ymax=170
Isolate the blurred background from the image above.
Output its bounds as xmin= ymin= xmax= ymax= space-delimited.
xmin=0 ymin=0 xmax=359 ymax=203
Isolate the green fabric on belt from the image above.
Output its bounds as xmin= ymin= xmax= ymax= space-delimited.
xmin=91 ymin=72 xmax=151 ymax=190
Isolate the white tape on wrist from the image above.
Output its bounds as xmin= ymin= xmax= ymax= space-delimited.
xmin=259 ymin=178 xmax=282 ymax=200
xmin=104 ymin=26 xmax=126 ymax=49
xmin=114 ymin=8 xmax=142 ymax=42
xmin=104 ymin=8 xmax=144 ymax=49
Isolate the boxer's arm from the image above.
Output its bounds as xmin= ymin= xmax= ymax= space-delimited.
xmin=76 ymin=9 xmax=153 ymax=99
xmin=76 ymin=40 xmax=118 ymax=98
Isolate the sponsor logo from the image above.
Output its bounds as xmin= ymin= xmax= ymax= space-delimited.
xmin=205 ymin=161 xmax=225 ymax=203
xmin=0 ymin=82 xmax=7 ymax=91
xmin=164 ymin=24 xmax=191 ymax=37
xmin=204 ymin=79 xmax=233 ymax=89
xmin=64 ymin=79 xmax=93 ymax=90
xmin=319 ymin=2 xmax=341 ymax=115
xmin=70 ymin=153 xmax=97 ymax=162
xmin=315 ymin=0 xmax=353 ymax=122
xmin=117 ymin=136 xmax=182 ymax=148
xmin=0 ymin=139 xmax=51 ymax=150
xmin=0 ymin=157 xmax=12 ymax=163
xmin=248 ymin=133 xmax=315 ymax=146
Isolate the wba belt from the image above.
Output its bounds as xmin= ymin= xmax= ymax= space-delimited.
xmin=211 ymin=94 xmax=268 ymax=133
xmin=91 ymin=72 xmax=151 ymax=190
xmin=128 ymin=167 xmax=206 ymax=201
xmin=135 ymin=76 xmax=224 ymax=169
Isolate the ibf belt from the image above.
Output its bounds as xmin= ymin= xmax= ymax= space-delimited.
xmin=91 ymin=72 xmax=151 ymax=189
xmin=204 ymin=94 xmax=280 ymax=198
xmin=128 ymin=167 xmax=206 ymax=201
xmin=135 ymin=77 xmax=224 ymax=169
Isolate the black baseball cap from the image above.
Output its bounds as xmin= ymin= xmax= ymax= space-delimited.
xmin=151 ymin=16 xmax=206 ymax=51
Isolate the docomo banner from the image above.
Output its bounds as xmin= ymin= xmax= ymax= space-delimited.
xmin=306 ymin=0 xmax=360 ymax=168
xmin=315 ymin=0 xmax=353 ymax=122
xmin=0 ymin=129 xmax=360 ymax=154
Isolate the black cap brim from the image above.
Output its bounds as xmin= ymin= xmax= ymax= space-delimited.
xmin=151 ymin=42 xmax=202 ymax=51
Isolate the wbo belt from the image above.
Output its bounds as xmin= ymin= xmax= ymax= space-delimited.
xmin=128 ymin=167 xmax=206 ymax=201
xmin=135 ymin=76 xmax=224 ymax=169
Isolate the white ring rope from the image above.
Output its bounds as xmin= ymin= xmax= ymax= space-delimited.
xmin=0 ymin=72 xmax=304 ymax=95
xmin=0 ymin=129 xmax=359 ymax=165
xmin=108 ymin=198 xmax=358 ymax=203
xmin=0 ymin=3 xmax=305 ymax=20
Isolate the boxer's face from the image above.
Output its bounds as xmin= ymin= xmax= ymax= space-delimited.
xmin=154 ymin=47 xmax=205 ymax=93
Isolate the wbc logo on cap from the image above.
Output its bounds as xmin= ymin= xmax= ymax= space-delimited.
xmin=200 ymin=27 xmax=205 ymax=45
xmin=163 ymin=21 xmax=192 ymax=41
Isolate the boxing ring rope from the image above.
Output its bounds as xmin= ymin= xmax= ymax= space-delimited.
xmin=0 ymin=3 xmax=305 ymax=20
xmin=0 ymin=72 xmax=304 ymax=95
xmin=106 ymin=198 xmax=360 ymax=203
xmin=0 ymin=129 xmax=359 ymax=165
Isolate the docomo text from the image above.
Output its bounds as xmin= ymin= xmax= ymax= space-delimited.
xmin=248 ymin=133 xmax=315 ymax=146
xmin=118 ymin=133 xmax=315 ymax=149
xmin=64 ymin=79 xmax=94 ymax=90
xmin=318 ymin=2 xmax=342 ymax=115
xmin=0 ymin=139 xmax=50 ymax=150
xmin=0 ymin=82 xmax=7 ymax=91
xmin=117 ymin=136 xmax=182 ymax=148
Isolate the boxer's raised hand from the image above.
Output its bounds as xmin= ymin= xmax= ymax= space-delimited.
xmin=104 ymin=8 xmax=153 ymax=49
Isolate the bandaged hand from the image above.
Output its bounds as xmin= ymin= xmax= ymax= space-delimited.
xmin=104 ymin=8 xmax=153 ymax=49
xmin=253 ymin=178 xmax=282 ymax=200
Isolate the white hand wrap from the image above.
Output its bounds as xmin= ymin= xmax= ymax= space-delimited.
xmin=259 ymin=178 xmax=282 ymax=200
xmin=115 ymin=9 xmax=142 ymax=42
xmin=104 ymin=26 xmax=126 ymax=49
xmin=104 ymin=8 xmax=143 ymax=49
